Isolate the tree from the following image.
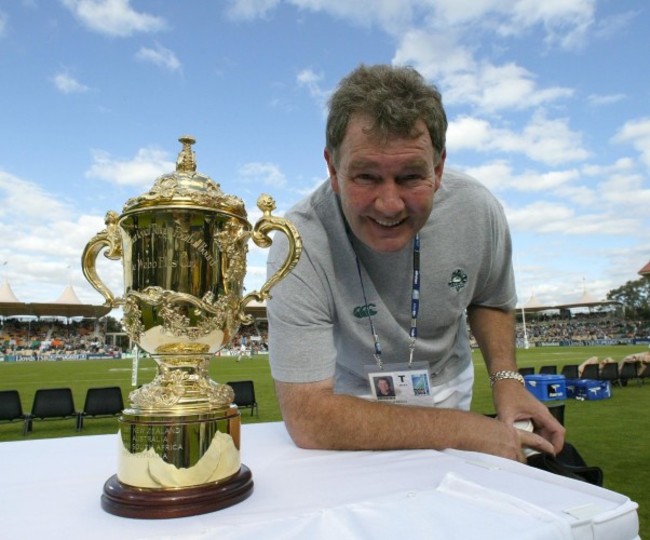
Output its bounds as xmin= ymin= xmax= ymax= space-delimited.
xmin=103 ymin=315 xmax=124 ymax=333
xmin=606 ymin=277 xmax=650 ymax=319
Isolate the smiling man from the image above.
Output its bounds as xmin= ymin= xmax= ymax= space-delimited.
xmin=266 ymin=64 xmax=564 ymax=461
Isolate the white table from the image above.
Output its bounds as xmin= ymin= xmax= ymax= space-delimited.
xmin=0 ymin=422 xmax=639 ymax=539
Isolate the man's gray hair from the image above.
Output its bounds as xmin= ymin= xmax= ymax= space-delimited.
xmin=325 ymin=64 xmax=447 ymax=165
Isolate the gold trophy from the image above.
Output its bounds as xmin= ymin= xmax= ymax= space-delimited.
xmin=82 ymin=136 xmax=301 ymax=519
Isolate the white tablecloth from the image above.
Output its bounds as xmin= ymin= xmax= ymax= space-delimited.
xmin=0 ymin=422 xmax=638 ymax=539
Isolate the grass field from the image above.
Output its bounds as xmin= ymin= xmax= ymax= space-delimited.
xmin=1 ymin=345 xmax=647 ymax=537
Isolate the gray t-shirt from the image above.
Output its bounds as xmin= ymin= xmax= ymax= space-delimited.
xmin=266 ymin=168 xmax=516 ymax=395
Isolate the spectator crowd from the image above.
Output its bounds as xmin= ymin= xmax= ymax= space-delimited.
xmin=2 ymin=312 xmax=648 ymax=361
xmin=1 ymin=318 xmax=120 ymax=360
xmin=515 ymin=312 xmax=650 ymax=345
xmin=1 ymin=317 xmax=270 ymax=361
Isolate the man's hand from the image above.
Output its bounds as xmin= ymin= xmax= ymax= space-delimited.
xmin=466 ymin=305 xmax=565 ymax=456
xmin=492 ymin=379 xmax=566 ymax=455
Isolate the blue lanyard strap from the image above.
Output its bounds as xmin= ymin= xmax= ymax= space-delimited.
xmin=354 ymin=234 xmax=421 ymax=370
xmin=409 ymin=234 xmax=420 ymax=363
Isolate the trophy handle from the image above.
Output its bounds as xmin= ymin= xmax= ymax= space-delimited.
xmin=81 ymin=210 xmax=124 ymax=308
xmin=240 ymin=194 xmax=302 ymax=322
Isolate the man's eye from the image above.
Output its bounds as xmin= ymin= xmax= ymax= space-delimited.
xmin=398 ymin=175 xmax=425 ymax=184
xmin=354 ymin=174 xmax=378 ymax=184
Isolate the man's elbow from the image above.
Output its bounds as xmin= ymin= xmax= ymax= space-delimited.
xmin=282 ymin=415 xmax=327 ymax=450
xmin=287 ymin=428 xmax=323 ymax=450
xmin=274 ymin=378 xmax=336 ymax=450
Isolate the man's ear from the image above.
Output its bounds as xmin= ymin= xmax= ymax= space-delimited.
xmin=434 ymin=149 xmax=446 ymax=191
xmin=324 ymin=148 xmax=340 ymax=194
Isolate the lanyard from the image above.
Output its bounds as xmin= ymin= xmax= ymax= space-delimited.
xmin=354 ymin=234 xmax=420 ymax=370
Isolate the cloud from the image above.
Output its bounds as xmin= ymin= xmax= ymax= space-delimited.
xmin=225 ymin=0 xmax=281 ymax=20
xmin=0 ymin=10 xmax=7 ymax=38
xmin=463 ymin=161 xmax=581 ymax=193
xmin=296 ymin=68 xmax=330 ymax=111
xmin=507 ymin=201 xmax=576 ymax=231
xmin=448 ymin=112 xmax=589 ymax=165
xmin=296 ymin=176 xmax=327 ymax=198
xmin=478 ymin=62 xmax=573 ymax=111
xmin=7 ymin=209 xmax=123 ymax=303
xmin=0 ymin=170 xmax=71 ymax=222
xmin=612 ymin=117 xmax=650 ymax=169
xmin=284 ymin=3 xmax=588 ymax=121
xmin=52 ymin=72 xmax=90 ymax=94
xmin=600 ymin=172 xmax=650 ymax=208
xmin=394 ymin=30 xmax=573 ymax=113
xmin=86 ymin=147 xmax=175 ymax=186
xmin=423 ymin=0 xmax=505 ymax=26
xmin=500 ymin=0 xmax=595 ymax=50
xmin=553 ymin=183 xmax=598 ymax=207
xmin=393 ymin=30 xmax=474 ymax=82
xmin=462 ymin=160 xmax=515 ymax=192
xmin=515 ymin=112 xmax=589 ymax=164
xmin=0 ymin=169 xmax=119 ymax=302
xmin=62 ymin=0 xmax=166 ymax=37
xmin=593 ymin=10 xmax=638 ymax=40
xmin=506 ymin=201 xmax=635 ymax=235
xmin=297 ymin=69 xmax=323 ymax=96
xmin=582 ymin=157 xmax=635 ymax=177
xmin=292 ymin=0 xmax=415 ymax=33
xmin=135 ymin=43 xmax=181 ymax=72
xmin=276 ymin=0 xmax=597 ymax=50
xmin=238 ymin=162 xmax=287 ymax=187
xmin=446 ymin=116 xmax=492 ymax=150
xmin=286 ymin=0 xmax=595 ymax=48
xmin=425 ymin=0 xmax=594 ymax=43
xmin=587 ymin=93 xmax=626 ymax=106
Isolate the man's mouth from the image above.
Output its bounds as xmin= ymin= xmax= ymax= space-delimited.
xmin=372 ymin=217 xmax=407 ymax=228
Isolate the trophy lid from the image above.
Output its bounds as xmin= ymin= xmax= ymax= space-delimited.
xmin=122 ymin=136 xmax=247 ymax=219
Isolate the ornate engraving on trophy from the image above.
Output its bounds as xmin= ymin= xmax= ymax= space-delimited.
xmin=82 ymin=135 xmax=301 ymax=518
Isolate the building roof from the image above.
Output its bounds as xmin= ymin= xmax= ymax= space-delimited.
xmin=0 ymin=280 xmax=21 ymax=303
xmin=520 ymin=286 xmax=622 ymax=313
xmin=639 ymin=260 xmax=650 ymax=276
xmin=0 ymin=281 xmax=111 ymax=319
xmin=53 ymin=284 xmax=83 ymax=305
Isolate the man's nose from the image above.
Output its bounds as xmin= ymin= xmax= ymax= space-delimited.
xmin=375 ymin=180 xmax=405 ymax=215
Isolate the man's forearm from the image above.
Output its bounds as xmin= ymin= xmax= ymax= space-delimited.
xmin=275 ymin=380 xmax=520 ymax=457
xmin=467 ymin=305 xmax=517 ymax=374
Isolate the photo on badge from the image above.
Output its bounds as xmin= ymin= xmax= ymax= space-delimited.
xmin=371 ymin=374 xmax=396 ymax=400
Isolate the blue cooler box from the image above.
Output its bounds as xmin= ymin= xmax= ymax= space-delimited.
xmin=524 ymin=374 xmax=566 ymax=402
xmin=566 ymin=379 xmax=612 ymax=400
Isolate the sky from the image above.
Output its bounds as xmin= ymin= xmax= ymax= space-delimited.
xmin=0 ymin=0 xmax=648 ymax=315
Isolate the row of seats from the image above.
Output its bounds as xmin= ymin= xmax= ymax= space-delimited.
xmin=519 ymin=363 xmax=650 ymax=386
xmin=0 ymin=387 xmax=124 ymax=435
xmin=0 ymin=380 xmax=259 ymax=436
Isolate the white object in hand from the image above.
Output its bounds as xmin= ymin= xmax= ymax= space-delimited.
xmin=513 ymin=419 xmax=540 ymax=457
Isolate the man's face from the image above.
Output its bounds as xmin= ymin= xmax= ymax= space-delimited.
xmin=326 ymin=114 xmax=445 ymax=253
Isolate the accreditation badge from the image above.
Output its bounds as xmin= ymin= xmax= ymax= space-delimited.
xmin=365 ymin=361 xmax=433 ymax=406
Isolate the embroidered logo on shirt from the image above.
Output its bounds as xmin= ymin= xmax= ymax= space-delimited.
xmin=353 ymin=304 xmax=378 ymax=318
xmin=448 ymin=269 xmax=468 ymax=291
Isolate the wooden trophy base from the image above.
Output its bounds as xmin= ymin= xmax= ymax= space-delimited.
xmin=101 ymin=465 xmax=254 ymax=519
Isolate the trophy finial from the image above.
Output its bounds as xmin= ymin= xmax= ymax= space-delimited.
xmin=176 ymin=135 xmax=197 ymax=172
